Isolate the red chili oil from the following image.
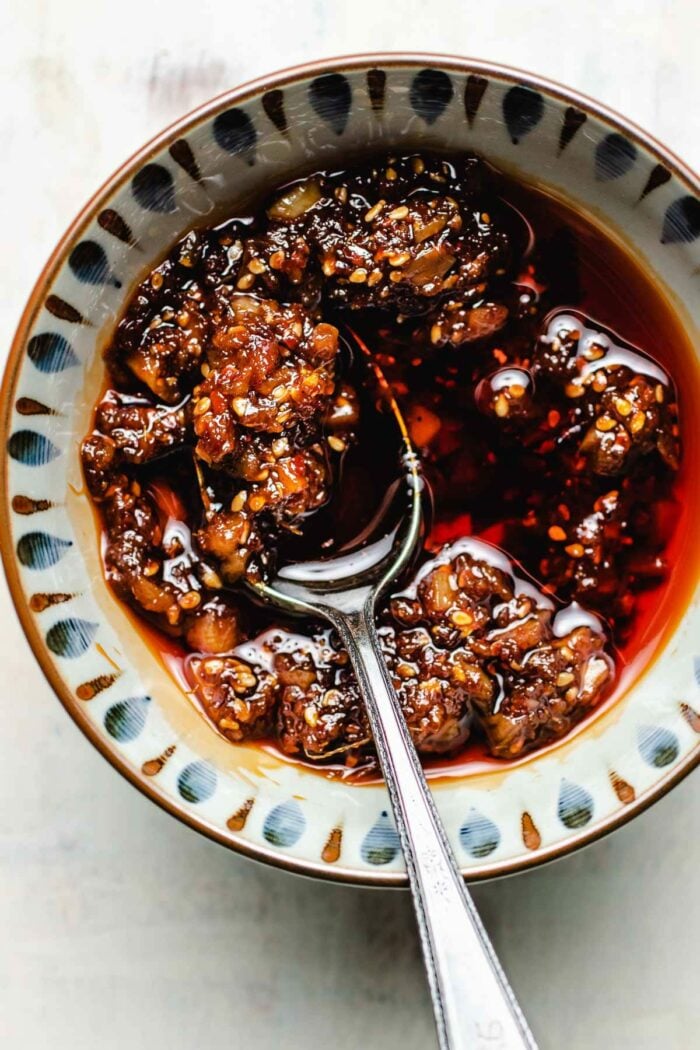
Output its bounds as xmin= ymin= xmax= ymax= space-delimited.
xmin=98 ymin=171 xmax=700 ymax=782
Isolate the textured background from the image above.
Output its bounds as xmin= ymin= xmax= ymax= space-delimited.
xmin=1 ymin=2 xmax=698 ymax=1047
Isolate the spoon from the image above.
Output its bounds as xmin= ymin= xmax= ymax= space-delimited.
xmin=247 ymin=331 xmax=538 ymax=1050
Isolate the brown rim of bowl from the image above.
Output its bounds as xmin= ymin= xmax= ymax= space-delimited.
xmin=2 ymin=52 xmax=698 ymax=888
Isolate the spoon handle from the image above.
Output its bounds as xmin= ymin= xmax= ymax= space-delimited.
xmin=334 ymin=604 xmax=538 ymax=1050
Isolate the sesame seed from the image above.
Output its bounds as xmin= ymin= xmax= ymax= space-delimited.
xmin=327 ymin=435 xmax=346 ymax=453
xmin=388 ymin=251 xmax=411 ymax=267
xmin=321 ymin=257 xmax=336 ymax=276
xmin=452 ymin=610 xmax=473 ymax=627
xmin=397 ymin=663 xmax=418 ymax=679
xmin=430 ymin=324 xmax=443 ymax=345
xmin=556 ymin=671 xmax=575 ymax=687
xmin=655 ymin=384 xmax=665 ymax=403
xmin=364 ymin=200 xmax=385 ymax=222
xmin=233 ymin=671 xmax=257 ymax=694
xmin=219 ymin=718 xmax=240 ymax=733
xmin=629 ymin=410 xmax=646 ymax=433
xmin=249 ymin=495 xmax=266 ymax=513
xmin=565 ymin=383 xmax=585 ymax=398
xmin=494 ymin=394 xmax=509 ymax=418
xmin=613 ymin=397 xmax=632 ymax=417
xmin=193 ymin=396 xmax=211 ymax=417
xmin=231 ymin=699 xmax=249 ymax=721
xmin=411 ymin=157 xmax=425 ymax=174
xmin=388 ymin=205 xmax=409 ymax=220
xmin=269 ymin=250 xmax=286 ymax=270
xmin=367 ymin=268 xmax=383 ymax=287
xmin=248 ymin=257 xmax=266 ymax=274
xmin=385 ymin=167 xmax=398 ymax=181
xmin=150 ymin=272 xmax=164 ymax=290
xmin=200 ymin=362 xmax=211 ymax=377
xmin=565 ymin=543 xmax=585 ymax=558
xmin=349 ymin=268 xmax=368 ymax=283
xmin=271 ymin=385 xmax=288 ymax=401
xmin=236 ymin=272 xmax=255 ymax=290
xmin=231 ymin=491 xmax=247 ymax=512
xmin=596 ymin=415 xmax=617 ymax=432
xmin=203 ymin=658 xmax=224 ymax=675
xmin=201 ymin=567 xmax=223 ymax=589
xmin=178 ymin=590 xmax=201 ymax=611
xmin=232 ymin=397 xmax=248 ymax=416
xmin=548 ymin=525 xmax=568 ymax=542
xmin=304 ymin=705 xmax=319 ymax=728
xmin=389 ymin=271 xmax=403 ymax=283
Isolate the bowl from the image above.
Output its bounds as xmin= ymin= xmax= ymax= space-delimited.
xmin=3 ymin=54 xmax=699 ymax=885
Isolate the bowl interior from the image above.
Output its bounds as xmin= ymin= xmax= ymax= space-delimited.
xmin=3 ymin=56 xmax=700 ymax=883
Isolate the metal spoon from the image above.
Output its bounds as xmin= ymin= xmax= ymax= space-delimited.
xmin=247 ymin=332 xmax=538 ymax=1050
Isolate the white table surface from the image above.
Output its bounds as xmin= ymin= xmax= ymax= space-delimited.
xmin=2 ymin=2 xmax=698 ymax=1047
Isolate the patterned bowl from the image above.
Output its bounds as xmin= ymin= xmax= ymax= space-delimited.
xmin=2 ymin=54 xmax=699 ymax=885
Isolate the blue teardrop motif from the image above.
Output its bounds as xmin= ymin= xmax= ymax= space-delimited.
xmin=213 ymin=108 xmax=257 ymax=158
xmin=361 ymin=810 xmax=400 ymax=865
xmin=661 ymin=196 xmax=700 ymax=244
xmin=132 ymin=164 xmax=176 ymax=213
xmin=558 ymin=779 xmax=594 ymax=829
xmin=308 ymin=74 xmax=352 ymax=135
xmin=68 ymin=241 xmax=121 ymax=287
xmin=638 ymin=725 xmax=680 ymax=768
xmin=263 ymin=800 xmax=306 ymax=847
xmin=27 ymin=333 xmax=78 ymax=373
xmin=595 ymin=133 xmax=637 ymax=180
xmin=409 ymin=68 xmax=454 ymax=125
xmin=502 ymin=86 xmax=544 ymax=143
xmin=17 ymin=532 xmax=72 ymax=569
xmin=459 ymin=809 xmax=500 ymax=858
xmin=104 ymin=695 xmax=151 ymax=742
xmin=8 ymin=430 xmax=60 ymax=466
xmin=46 ymin=618 xmax=97 ymax=658
xmin=177 ymin=761 xmax=217 ymax=803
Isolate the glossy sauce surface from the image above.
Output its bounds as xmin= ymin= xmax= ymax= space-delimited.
xmin=89 ymin=161 xmax=700 ymax=781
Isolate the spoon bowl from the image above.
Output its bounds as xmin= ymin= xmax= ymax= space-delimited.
xmin=245 ymin=330 xmax=537 ymax=1050
xmin=247 ymin=328 xmax=424 ymax=615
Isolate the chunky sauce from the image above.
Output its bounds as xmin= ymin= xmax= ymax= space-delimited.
xmin=82 ymin=153 xmax=700 ymax=781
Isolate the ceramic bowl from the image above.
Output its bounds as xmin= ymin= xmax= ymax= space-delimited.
xmin=2 ymin=54 xmax=699 ymax=885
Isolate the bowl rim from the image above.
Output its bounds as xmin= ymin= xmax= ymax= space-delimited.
xmin=2 ymin=51 xmax=698 ymax=887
